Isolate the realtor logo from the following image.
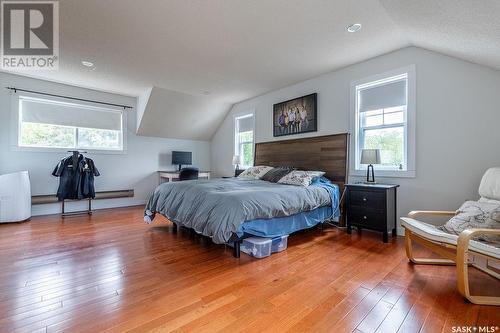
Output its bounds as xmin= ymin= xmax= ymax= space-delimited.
xmin=1 ymin=0 xmax=59 ymax=70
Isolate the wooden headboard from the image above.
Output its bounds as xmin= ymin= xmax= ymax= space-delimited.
xmin=254 ymin=133 xmax=349 ymax=189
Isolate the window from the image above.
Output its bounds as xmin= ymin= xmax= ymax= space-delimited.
xmin=234 ymin=113 xmax=254 ymax=168
xmin=16 ymin=95 xmax=125 ymax=151
xmin=351 ymin=66 xmax=415 ymax=177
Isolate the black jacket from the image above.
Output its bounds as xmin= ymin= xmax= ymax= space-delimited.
xmin=52 ymin=155 xmax=100 ymax=201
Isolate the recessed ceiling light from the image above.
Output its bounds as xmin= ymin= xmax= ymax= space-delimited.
xmin=81 ymin=60 xmax=94 ymax=67
xmin=346 ymin=23 xmax=362 ymax=33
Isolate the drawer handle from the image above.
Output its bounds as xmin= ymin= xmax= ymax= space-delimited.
xmin=362 ymin=198 xmax=367 ymax=202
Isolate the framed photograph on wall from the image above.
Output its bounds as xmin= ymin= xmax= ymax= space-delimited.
xmin=273 ymin=93 xmax=317 ymax=137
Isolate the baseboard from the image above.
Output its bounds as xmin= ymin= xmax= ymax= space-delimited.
xmin=31 ymin=198 xmax=147 ymax=216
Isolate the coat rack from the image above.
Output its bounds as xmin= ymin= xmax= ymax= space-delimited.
xmin=62 ymin=150 xmax=93 ymax=217
xmin=62 ymin=198 xmax=92 ymax=217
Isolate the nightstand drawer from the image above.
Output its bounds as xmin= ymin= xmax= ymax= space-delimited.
xmin=348 ymin=206 xmax=385 ymax=229
xmin=349 ymin=190 xmax=385 ymax=207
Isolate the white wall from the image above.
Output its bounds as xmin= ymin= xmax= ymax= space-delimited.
xmin=0 ymin=72 xmax=211 ymax=216
xmin=211 ymin=46 xmax=500 ymax=234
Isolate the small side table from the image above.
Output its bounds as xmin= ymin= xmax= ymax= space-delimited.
xmin=345 ymin=183 xmax=399 ymax=243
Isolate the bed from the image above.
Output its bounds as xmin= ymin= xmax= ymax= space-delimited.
xmin=144 ymin=133 xmax=349 ymax=257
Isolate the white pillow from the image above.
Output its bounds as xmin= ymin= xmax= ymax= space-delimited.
xmin=478 ymin=167 xmax=500 ymax=201
xmin=237 ymin=166 xmax=273 ymax=179
xmin=277 ymin=170 xmax=325 ymax=187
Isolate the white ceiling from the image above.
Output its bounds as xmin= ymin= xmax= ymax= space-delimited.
xmin=2 ymin=0 xmax=499 ymax=140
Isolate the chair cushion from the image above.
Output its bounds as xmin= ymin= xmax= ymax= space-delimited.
xmin=479 ymin=167 xmax=500 ymax=201
xmin=401 ymin=217 xmax=500 ymax=259
xmin=439 ymin=200 xmax=500 ymax=244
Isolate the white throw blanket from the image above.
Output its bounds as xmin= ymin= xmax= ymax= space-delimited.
xmin=440 ymin=199 xmax=500 ymax=244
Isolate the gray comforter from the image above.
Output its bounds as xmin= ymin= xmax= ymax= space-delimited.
xmin=144 ymin=178 xmax=332 ymax=244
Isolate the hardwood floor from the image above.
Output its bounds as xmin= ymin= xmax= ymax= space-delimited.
xmin=0 ymin=206 xmax=498 ymax=332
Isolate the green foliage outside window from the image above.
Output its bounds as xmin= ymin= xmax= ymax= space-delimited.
xmin=20 ymin=122 xmax=121 ymax=150
xmin=241 ymin=143 xmax=253 ymax=167
xmin=364 ymin=127 xmax=404 ymax=167
xmin=21 ymin=122 xmax=75 ymax=148
xmin=78 ymin=128 xmax=120 ymax=149
xmin=238 ymin=131 xmax=254 ymax=167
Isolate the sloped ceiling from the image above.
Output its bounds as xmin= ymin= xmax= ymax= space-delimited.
xmin=1 ymin=0 xmax=499 ymax=140
xmin=136 ymin=87 xmax=231 ymax=141
xmin=381 ymin=0 xmax=500 ymax=71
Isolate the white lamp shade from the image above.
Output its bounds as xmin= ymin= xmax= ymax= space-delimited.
xmin=232 ymin=155 xmax=240 ymax=165
xmin=360 ymin=149 xmax=381 ymax=165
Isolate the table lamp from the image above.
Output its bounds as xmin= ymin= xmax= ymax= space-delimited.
xmin=361 ymin=149 xmax=381 ymax=183
xmin=232 ymin=155 xmax=240 ymax=170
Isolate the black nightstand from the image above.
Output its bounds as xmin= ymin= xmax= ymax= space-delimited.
xmin=345 ymin=183 xmax=399 ymax=243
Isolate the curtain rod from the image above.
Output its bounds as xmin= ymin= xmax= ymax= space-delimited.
xmin=5 ymin=87 xmax=133 ymax=109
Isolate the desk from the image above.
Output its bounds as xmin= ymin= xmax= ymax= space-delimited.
xmin=158 ymin=170 xmax=211 ymax=184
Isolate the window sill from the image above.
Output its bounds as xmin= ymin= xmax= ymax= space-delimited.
xmin=350 ymin=169 xmax=415 ymax=179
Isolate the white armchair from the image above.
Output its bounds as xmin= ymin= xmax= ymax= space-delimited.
xmin=0 ymin=171 xmax=31 ymax=223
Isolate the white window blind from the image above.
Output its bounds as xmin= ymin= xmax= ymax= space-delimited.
xmin=20 ymin=96 xmax=122 ymax=131
xmin=358 ymin=79 xmax=406 ymax=113
xmin=17 ymin=95 xmax=125 ymax=151
xmin=236 ymin=115 xmax=253 ymax=133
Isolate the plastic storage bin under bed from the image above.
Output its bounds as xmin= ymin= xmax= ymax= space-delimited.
xmin=240 ymin=235 xmax=288 ymax=258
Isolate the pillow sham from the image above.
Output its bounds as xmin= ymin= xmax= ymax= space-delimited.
xmin=439 ymin=200 xmax=500 ymax=244
xmin=260 ymin=166 xmax=295 ymax=183
xmin=277 ymin=170 xmax=325 ymax=187
xmin=237 ymin=166 xmax=273 ymax=179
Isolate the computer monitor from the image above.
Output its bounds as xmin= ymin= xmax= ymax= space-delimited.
xmin=172 ymin=151 xmax=192 ymax=171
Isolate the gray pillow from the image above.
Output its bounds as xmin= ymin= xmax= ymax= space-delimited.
xmin=261 ymin=167 xmax=295 ymax=183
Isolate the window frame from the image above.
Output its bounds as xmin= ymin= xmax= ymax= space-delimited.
xmin=234 ymin=111 xmax=255 ymax=169
xmin=10 ymin=92 xmax=128 ymax=154
xmin=350 ymin=65 xmax=416 ymax=178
